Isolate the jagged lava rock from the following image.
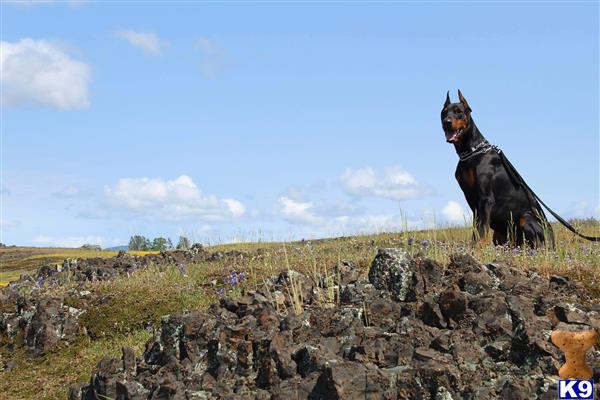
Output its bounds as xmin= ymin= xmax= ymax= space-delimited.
xmin=62 ymin=249 xmax=599 ymax=399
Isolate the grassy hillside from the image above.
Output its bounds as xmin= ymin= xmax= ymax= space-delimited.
xmin=0 ymin=248 xmax=158 ymax=286
xmin=1 ymin=221 xmax=599 ymax=399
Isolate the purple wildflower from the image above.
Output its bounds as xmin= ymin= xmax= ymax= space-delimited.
xmin=178 ymin=263 xmax=186 ymax=276
xmin=36 ymin=276 xmax=44 ymax=287
xmin=216 ymin=288 xmax=226 ymax=298
xmin=238 ymin=271 xmax=247 ymax=282
xmin=420 ymin=240 xmax=429 ymax=248
xmin=9 ymin=282 xmax=17 ymax=292
xmin=227 ymin=272 xmax=239 ymax=287
xmin=512 ymin=246 xmax=522 ymax=255
xmin=407 ymin=237 xmax=415 ymax=246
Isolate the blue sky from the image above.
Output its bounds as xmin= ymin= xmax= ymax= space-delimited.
xmin=1 ymin=1 xmax=598 ymax=247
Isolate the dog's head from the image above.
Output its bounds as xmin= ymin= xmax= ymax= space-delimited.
xmin=441 ymin=90 xmax=472 ymax=144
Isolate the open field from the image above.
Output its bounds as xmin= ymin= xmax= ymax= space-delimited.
xmin=1 ymin=221 xmax=599 ymax=399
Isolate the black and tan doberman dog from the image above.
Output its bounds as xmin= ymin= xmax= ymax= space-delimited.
xmin=442 ymin=90 xmax=600 ymax=247
xmin=442 ymin=90 xmax=552 ymax=247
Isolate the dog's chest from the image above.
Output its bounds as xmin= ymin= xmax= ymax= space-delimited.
xmin=455 ymin=163 xmax=480 ymax=209
xmin=455 ymin=163 xmax=477 ymax=190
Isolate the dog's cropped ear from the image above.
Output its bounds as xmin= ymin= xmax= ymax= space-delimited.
xmin=444 ymin=91 xmax=451 ymax=108
xmin=457 ymin=89 xmax=471 ymax=112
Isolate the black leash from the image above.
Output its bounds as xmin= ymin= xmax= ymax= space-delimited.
xmin=492 ymin=146 xmax=600 ymax=242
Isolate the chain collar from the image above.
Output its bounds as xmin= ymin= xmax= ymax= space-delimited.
xmin=458 ymin=140 xmax=501 ymax=161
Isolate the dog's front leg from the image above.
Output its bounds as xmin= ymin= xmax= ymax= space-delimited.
xmin=475 ymin=197 xmax=494 ymax=243
xmin=474 ymin=171 xmax=494 ymax=244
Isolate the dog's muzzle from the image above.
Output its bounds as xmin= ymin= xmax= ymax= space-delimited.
xmin=445 ymin=128 xmax=463 ymax=143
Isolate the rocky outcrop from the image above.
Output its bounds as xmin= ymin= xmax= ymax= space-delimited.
xmin=37 ymin=249 xmax=208 ymax=285
xmin=1 ymin=294 xmax=84 ymax=355
xmin=70 ymin=249 xmax=600 ymax=399
xmin=0 ymin=246 xmax=248 ymax=357
xmin=7 ymin=246 xmax=248 ymax=288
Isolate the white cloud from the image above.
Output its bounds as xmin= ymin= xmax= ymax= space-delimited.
xmin=105 ymin=175 xmax=245 ymax=221
xmin=568 ymin=201 xmax=600 ymax=219
xmin=275 ymin=210 xmax=424 ymax=240
xmin=275 ymin=193 xmax=428 ymax=235
xmin=340 ymin=167 xmax=425 ymax=201
xmin=1 ymin=38 xmax=91 ymax=110
xmin=223 ymin=199 xmax=246 ymax=218
xmin=353 ymin=214 xmax=407 ymax=233
xmin=276 ymin=172 xmax=433 ymax=234
xmin=115 ymin=30 xmax=167 ymax=56
xmin=278 ymin=196 xmax=323 ymax=225
xmin=33 ymin=235 xmax=118 ymax=248
xmin=442 ymin=201 xmax=468 ymax=225
xmin=195 ymin=37 xmax=231 ymax=79
xmin=280 ymin=186 xmax=364 ymax=219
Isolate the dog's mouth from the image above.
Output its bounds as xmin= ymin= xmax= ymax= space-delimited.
xmin=445 ymin=128 xmax=463 ymax=143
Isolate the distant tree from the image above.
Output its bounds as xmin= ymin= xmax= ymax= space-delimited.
xmin=151 ymin=237 xmax=169 ymax=251
xmin=129 ymin=235 xmax=150 ymax=251
xmin=167 ymin=238 xmax=174 ymax=249
xmin=176 ymin=236 xmax=191 ymax=250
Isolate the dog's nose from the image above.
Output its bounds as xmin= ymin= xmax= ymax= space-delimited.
xmin=443 ymin=117 xmax=453 ymax=126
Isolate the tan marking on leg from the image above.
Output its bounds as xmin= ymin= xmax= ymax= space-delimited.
xmin=461 ymin=169 xmax=476 ymax=188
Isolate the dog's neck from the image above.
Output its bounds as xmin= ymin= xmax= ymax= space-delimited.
xmin=453 ymin=119 xmax=487 ymax=155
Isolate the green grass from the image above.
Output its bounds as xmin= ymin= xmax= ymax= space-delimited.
xmin=0 ymin=269 xmax=22 ymax=287
xmin=1 ymin=221 xmax=599 ymax=398
xmin=73 ymin=263 xmax=218 ymax=339
xmin=0 ymin=329 xmax=152 ymax=400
